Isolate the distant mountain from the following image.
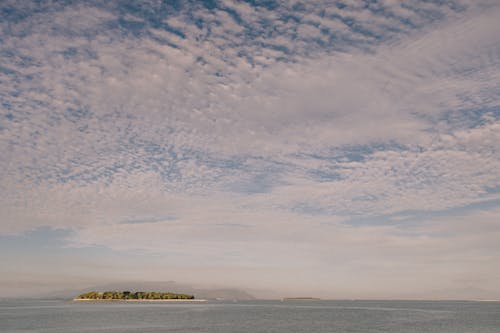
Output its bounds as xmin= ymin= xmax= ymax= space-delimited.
xmin=40 ymin=281 xmax=256 ymax=300
xmin=192 ymin=288 xmax=256 ymax=301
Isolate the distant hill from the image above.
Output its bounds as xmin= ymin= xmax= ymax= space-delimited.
xmin=40 ymin=281 xmax=256 ymax=301
xmin=193 ymin=288 xmax=256 ymax=301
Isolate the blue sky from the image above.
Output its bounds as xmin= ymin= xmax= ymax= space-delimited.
xmin=1 ymin=0 xmax=499 ymax=299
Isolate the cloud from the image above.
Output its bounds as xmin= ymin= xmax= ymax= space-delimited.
xmin=4 ymin=198 xmax=499 ymax=299
xmin=0 ymin=0 xmax=499 ymax=297
xmin=1 ymin=0 xmax=498 ymax=224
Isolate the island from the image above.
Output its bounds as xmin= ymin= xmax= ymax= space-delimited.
xmin=74 ymin=291 xmax=206 ymax=302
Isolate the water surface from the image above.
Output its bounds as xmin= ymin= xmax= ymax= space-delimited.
xmin=1 ymin=299 xmax=499 ymax=332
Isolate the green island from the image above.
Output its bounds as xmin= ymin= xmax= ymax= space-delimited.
xmin=75 ymin=291 xmax=195 ymax=300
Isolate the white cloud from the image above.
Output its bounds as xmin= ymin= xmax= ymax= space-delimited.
xmin=1 ymin=0 xmax=499 ymax=298
xmin=1 ymin=0 xmax=499 ymax=219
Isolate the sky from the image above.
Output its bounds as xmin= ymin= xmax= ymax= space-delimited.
xmin=0 ymin=0 xmax=499 ymax=299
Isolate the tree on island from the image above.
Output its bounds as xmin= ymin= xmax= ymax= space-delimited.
xmin=77 ymin=291 xmax=195 ymax=300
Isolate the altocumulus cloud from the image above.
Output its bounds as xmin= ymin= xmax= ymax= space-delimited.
xmin=0 ymin=0 xmax=499 ymax=298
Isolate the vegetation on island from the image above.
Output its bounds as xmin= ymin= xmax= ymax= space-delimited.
xmin=76 ymin=291 xmax=195 ymax=300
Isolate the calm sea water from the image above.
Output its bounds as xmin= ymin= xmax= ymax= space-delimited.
xmin=1 ymin=299 xmax=499 ymax=332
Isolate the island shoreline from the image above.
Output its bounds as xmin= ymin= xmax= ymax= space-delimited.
xmin=73 ymin=298 xmax=207 ymax=302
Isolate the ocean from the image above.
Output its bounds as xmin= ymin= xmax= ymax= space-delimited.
xmin=1 ymin=299 xmax=499 ymax=332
